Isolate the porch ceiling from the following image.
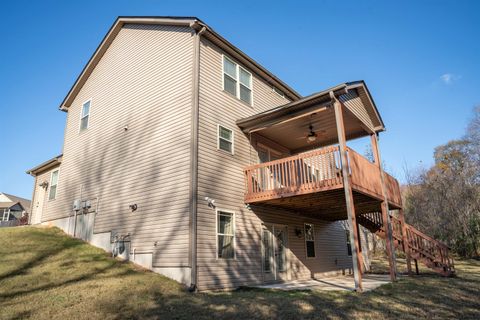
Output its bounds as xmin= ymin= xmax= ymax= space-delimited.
xmin=237 ymin=81 xmax=385 ymax=154
xmin=253 ymin=107 xmax=367 ymax=153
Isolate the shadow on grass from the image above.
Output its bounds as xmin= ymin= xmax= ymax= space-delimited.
xmin=1 ymin=228 xmax=479 ymax=320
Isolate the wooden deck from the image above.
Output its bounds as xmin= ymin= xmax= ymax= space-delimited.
xmin=244 ymin=145 xmax=402 ymax=219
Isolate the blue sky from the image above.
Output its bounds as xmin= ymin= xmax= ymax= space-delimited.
xmin=1 ymin=0 xmax=479 ymax=198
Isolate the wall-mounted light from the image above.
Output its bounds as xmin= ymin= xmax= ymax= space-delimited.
xmin=129 ymin=204 xmax=138 ymax=212
xmin=205 ymin=197 xmax=216 ymax=208
xmin=294 ymin=227 xmax=303 ymax=238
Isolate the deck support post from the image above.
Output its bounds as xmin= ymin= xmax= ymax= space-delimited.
xmin=332 ymin=92 xmax=363 ymax=292
xmin=399 ymin=209 xmax=412 ymax=276
xmin=356 ymin=221 xmax=364 ymax=271
xmin=371 ymin=134 xmax=397 ymax=282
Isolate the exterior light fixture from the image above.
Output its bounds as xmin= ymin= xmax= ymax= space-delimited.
xmin=307 ymin=125 xmax=317 ymax=142
xmin=294 ymin=227 xmax=303 ymax=238
xmin=205 ymin=197 xmax=216 ymax=208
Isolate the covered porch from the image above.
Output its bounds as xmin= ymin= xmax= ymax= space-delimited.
xmin=237 ymin=81 xmax=403 ymax=291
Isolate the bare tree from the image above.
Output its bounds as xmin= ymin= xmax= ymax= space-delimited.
xmin=403 ymin=106 xmax=480 ymax=257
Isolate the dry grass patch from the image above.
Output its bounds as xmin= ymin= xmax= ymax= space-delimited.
xmin=0 ymin=227 xmax=479 ymax=319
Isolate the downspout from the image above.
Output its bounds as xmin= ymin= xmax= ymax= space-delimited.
xmin=188 ymin=22 xmax=206 ymax=292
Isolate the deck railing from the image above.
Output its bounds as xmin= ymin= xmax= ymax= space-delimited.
xmin=244 ymin=145 xmax=402 ymax=206
xmin=406 ymin=225 xmax=455 ymax=271
xmin=245 ymin=146 xmax=342 ymax=202
xmin=359 ymin=211 xmax=455 ymax=275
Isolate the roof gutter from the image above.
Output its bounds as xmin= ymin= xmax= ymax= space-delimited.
xmin=237 ymin=85 xmax=348 ymax=133
xmin=26 ymin=154 xmax=63 ymax=176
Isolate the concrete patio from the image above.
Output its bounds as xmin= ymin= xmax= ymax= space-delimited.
xmin=254 ymin=274 xmax=391 ymax=292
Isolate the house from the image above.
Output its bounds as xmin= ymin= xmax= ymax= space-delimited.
xmin=27 ymin=16 xmax=454 ymax=292
xmin=0 ymin=192 xmax=31 ymax=224
xmin=26 ymin=155 xmax=62 ymax=225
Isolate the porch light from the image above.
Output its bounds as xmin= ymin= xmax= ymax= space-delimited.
xmin=307 ymin=125 xmax=317 ymax=142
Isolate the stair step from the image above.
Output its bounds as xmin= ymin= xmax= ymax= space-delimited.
xmin=357 ymin=212 xmax=455 ymax=277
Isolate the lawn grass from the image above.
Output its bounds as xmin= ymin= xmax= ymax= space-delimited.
xmin=0 ymin=226 xmax=479 ymax=320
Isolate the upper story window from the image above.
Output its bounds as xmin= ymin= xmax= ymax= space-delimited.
xmin=49 ymin=170 xmax=59 ymax=200
xmin=304 ymin=223 xmax=316 ymax=258
xmin=80 ymin=100 xmax=91 ymax=132
xmin=218 ymin=125 xmax=234 ymax=154
xmin=223 ymin=56 xmax=252 ymax=105
xmin=217 ymin=210 xmax=235 ymax=259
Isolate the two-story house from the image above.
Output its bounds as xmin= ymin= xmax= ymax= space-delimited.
xmin=27 ymin=16 xmax=454 ymax=292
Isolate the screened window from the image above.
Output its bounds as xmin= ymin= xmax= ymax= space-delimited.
xmin=218 ymin=125 xmax=234 ymax=154
xmin=304 ymin=223 xmax=316 ymax=258
xmin=217 ymin=211 xmax=235 ymax=259
xmin=223 ymin=56 xmax=252 ymax=104
xmin=49 ymin=170 xmax=59 ymax=200
xmin=80 ymin=100 xmax=91 ymax=131
xmin=346 ymin=230 xmax=352 ymax=256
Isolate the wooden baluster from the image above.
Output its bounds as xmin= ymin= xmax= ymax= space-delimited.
xmin=290 ymin=160 xmax=296 ymax=191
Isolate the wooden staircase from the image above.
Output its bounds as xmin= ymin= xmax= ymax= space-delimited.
xmin=357 ymin=212 xmax=455 ymax=277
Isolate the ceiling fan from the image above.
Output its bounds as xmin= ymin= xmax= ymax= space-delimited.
xmin=306 ymin=124 xmax=317 ymax=142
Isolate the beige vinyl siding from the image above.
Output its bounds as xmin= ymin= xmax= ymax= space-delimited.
xmin=42 ymin=24 xmax=194 ymax=267
xmin=30 ymin=168 xmax=57 ymax=224
xmin=196 ymin=38 xmax=354 ymax=290
xmin=340 ymin=90 xmax=375 ymax=132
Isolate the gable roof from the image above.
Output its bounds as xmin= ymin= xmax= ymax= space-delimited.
xmin=59 ymin=16 xmax=301 ymax=111
xmin=26 ymin=154 xmax=63 ymax=176
xmin=0 ymin=193 xmax=31 ymax=212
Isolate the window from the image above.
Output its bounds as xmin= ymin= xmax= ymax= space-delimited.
xmin=218 ymin=125 xmax=234 ymax=154
xmin=304 ymin=223 xmax=315 ymax=258
xmin=80 ymin=100 xmax=91 ymax=131
xmin=217 ymin=211 xmax=235 ymax=259
xmin=346 ymin=230 xmax=352 ymax=256
xmin=223 ymin=56 xmax=252 ymax=104
xmin=49 ymin=170 xmax=59 ymax=200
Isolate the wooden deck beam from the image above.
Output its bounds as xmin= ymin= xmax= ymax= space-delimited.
xmin=333 ymin=93 xmax=363 ymax=292
xmin=371 ymin=134 xmax=397 ymax=282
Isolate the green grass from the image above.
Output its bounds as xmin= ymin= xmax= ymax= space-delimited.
xmin=0 ymin=227 xmax=479 ymax=320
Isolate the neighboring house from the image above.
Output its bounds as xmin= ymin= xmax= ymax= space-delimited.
xmin=0 ymin=192 xmax=31 ymax=222
xmin=26 ymin=16 xmax=452 ymax=292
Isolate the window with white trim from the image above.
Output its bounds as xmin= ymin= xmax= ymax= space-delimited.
xmin=218 ymin=125 xmax=234 ymax=154
xmin=217 ymin=211 xmax=235 ymax=259
xmin=223 ymin=56 xmax=252 ymax=104
xmin=304 ymin=223 xmax=316 ymax=258
xmin=49 ymin=170 xmax=59 ymax=200
xmin=80 ymin=100 xmax=91 ymax=131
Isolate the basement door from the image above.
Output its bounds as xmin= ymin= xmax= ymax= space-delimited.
xmin=262 ymin=224 xmax=288 ymax=282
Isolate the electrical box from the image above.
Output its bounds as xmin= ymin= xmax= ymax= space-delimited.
xmin=83 ymin=200 xmax=91 ymax=209
xmin=73 ymin=199 xmax=82 ymax=211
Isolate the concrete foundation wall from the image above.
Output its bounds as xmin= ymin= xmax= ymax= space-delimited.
xmin=41 ymin=215 xmax=191 ymax=287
